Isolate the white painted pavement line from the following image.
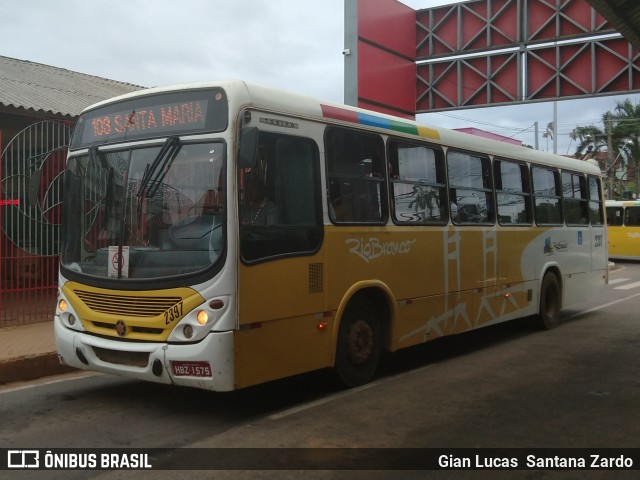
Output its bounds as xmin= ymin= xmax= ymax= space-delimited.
xmin=614 ymin=280 xmax=640 ymax=290
xmin=568 ymin=292 xmax=640 ymax=318
xmin=267 ymin=381 xmax=380 ymax=421
xmin=0 ymin=372 xmax=101 ymax=395
xmin=267 ymin=363 xmax=437 ymax=421
xmin=608 ymin=278 xmax=629 ymax=285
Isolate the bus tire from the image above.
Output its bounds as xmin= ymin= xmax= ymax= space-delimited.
xmin=538 ymin=272 xmax=561 ymax=330
xmin=335 ymin=298 xmax=382 ymax=388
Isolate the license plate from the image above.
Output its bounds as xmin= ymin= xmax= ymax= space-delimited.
xmin=171 ymin=361 xmax=212 ymax=377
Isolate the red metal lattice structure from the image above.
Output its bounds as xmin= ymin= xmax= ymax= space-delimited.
xmin=0 ymin=121 xmax=72 ymax=327
xmin=345 ymin=0 xmax=640 ymax=117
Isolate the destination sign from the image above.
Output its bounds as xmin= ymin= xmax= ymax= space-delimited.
xmin=71 ymin=88 xmax=228 ymax=149
xmin=89 ymin=101 xmax=206 ymax=138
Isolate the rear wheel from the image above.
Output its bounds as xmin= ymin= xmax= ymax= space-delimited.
xmin=335 ymin=299 xmax=382 ymax=387
xmin=538 ymin=272 xmax=561 ymax=329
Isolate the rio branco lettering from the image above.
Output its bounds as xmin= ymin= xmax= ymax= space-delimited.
xmin=346 ymin=237 xmax=416 ymax=263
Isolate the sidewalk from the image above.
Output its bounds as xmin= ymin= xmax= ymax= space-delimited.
xmin=0 ymin=320 xmax=75 ymax=385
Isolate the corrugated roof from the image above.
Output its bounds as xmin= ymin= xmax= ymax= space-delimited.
xmin=0 ymin=55 xmax=144 ymax=118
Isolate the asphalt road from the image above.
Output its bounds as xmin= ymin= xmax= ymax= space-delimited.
xmin=1 ymin=262 xmax=640 ymax=480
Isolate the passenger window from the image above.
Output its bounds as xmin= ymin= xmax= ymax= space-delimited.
xmin=532 ymin=167 xmax=562 ymax=225
xmin=588 ymin=176 xmax=604 ymax=225
xmin=606 ymin=207 xmax=623 ymax=226
xmin=626 ymin=207 xmax=640 ymax=226
xmin=494 ymin=159 xmax=532 ymax=225
xmin=388 ymin=140 xmax=447 ymax=224
xmin=447 ymin=151 xmax=494 ymax=224
xmin=562 ymin=172 xmax=589 ymax=225
xmin=239 ymin=131 xmax=322 ymax=263
xmin=326 ymin=128 xmax=386 ymax=224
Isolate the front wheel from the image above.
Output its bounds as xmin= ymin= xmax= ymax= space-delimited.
xmin=537 ymin=273 xmax=561 ymax=329
xmin=335 ymin=299 xmax=382 ymax=387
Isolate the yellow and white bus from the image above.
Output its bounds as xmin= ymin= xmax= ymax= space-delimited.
xmin=605 ymin=199 xmax=640 ymax=260
xmin=55 ymin=81 xmax=608 ymax=391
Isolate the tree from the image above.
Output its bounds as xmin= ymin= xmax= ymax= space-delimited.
xmin=542 ymin=121 xmax=554 ymax=151
xmin=571 ymin=124 xmax=607 ymax=162
xmin=572 ymin=100 xmax=640 ymax=199
xmin=611 ymin=99 xmax=640 ymax=198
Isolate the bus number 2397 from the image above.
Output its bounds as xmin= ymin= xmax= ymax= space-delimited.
xmin=165 ymin=302 xmax=184 ymax=324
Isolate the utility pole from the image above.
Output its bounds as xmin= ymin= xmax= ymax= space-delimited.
xmin=606 ymin=114 xmax=614 ymax=199
xmin=553 ymin=101 xmax=558 ymax=155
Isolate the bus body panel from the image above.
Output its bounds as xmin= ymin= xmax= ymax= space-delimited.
xmin=233 ymin=313 xmax=335 ymax=389
xmin=607 ymin=226 xmax=638 ymax=258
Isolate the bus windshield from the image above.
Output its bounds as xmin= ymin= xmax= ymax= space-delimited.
xmin=61 ymin=141 xmax=225 ymax=280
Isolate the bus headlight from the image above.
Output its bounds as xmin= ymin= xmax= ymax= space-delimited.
xmin=196 ymin=310 xmax=209 ymax=325
xmin=56 ymin=295 xmax=84 ymax=332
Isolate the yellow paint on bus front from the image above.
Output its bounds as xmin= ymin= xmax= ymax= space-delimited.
xmin=61 ymin=281 xmax=205 ymax=342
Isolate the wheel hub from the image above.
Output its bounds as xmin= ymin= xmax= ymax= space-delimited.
xmin=346 ymin=319 xmax=373 ymax=365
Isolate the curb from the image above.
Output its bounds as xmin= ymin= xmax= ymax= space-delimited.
xmin=0 ymin=353 xmax=76 ymax=385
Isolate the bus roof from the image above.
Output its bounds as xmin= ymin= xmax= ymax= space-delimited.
xmin=605 ymin=199 xmax=640 ymax=206
xmin=81 ymin=80 xmax=602 ymax=176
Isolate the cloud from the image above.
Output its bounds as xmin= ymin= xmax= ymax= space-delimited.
xmin=3 ymin=0 xmax=639 ymax=155
xmin=3 ymin=0 xmax=344 ymax=96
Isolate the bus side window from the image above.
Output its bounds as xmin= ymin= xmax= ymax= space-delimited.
xmin=326 ymin=127 xmax=386 ymax=224
xmin=626 ymin=206 xmax=640 ymax=226
xmin=532 ymin=166 xmax=562 ymax=225
xmin=447 ymin=150 xmax=493 ymax=224
xmin=606 ymin=207 xmax=623 ymax=226
xmin=239 ymin=131 xmax=322 ymax=263
xmin=562 ymin=171 xmax=589 ymax=225
xmin=494 ymin=159 xmax=532 ymax=225
xmin=388 ymin=139 xmax=447 ymax=224
xmin=275 ymin=139 xmax=318 ymax=226
xmin=588 ymin=175 xmax=604 ymax=225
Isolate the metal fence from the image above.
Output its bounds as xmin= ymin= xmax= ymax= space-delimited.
xmin=1 ymin=121 xmax=73 ymax=327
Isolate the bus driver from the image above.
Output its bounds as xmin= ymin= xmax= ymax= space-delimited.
xmin=242 ymin=178 xmax=279 ymax=225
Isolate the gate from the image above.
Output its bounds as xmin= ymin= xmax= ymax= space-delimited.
xmin=1 ymin=121 xmax=73 ymax=327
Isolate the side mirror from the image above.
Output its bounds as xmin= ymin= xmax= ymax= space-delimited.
xmin=238 ymin=127 xmax=258 ymax=168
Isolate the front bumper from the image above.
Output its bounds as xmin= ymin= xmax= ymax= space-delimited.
xmin=54 ymin=315 xmax=235 ymax=391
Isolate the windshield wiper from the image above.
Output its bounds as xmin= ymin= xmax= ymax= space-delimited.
xmin=137 ymin=136 xmax=181 ymax=198
xmin=88 ymin=146 xmax=114 ymax=230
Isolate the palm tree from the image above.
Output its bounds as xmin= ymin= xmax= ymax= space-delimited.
xmin=571 ymin=125 xmax=607 ymax=169
xmin=611 ymin=99 xmax=640 ymax=197
xmin=571 ymin=105 xmax=638 ymax=199
xmin=542 ymin=121 xmax=554 ymax=152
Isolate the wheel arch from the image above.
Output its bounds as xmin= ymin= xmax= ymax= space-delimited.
xmin=539 ymin=263 xmax=563 ymax=310
xmin=331 ymin=281 xmax=396 ymax=363
xmin=536 ymin=264 xmax=564 ymax=329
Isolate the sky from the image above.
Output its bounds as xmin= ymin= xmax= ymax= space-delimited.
xmin=3 ymin=0 xmax=639 ymax=156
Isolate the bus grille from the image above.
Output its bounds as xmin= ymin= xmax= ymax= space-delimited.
xmin=73 ymin=289 xmax=183 ymax=317
xmin=92 ymin=321 xmax=164 ymax=335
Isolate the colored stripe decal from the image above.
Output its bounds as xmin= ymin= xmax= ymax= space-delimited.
xmin=321 ymin=104 xmax=440 ymax=140
xmin=320 ymin=104 xmax=358 ymax=123
xmin=417 ymin=125 xmax=440 ymax=139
